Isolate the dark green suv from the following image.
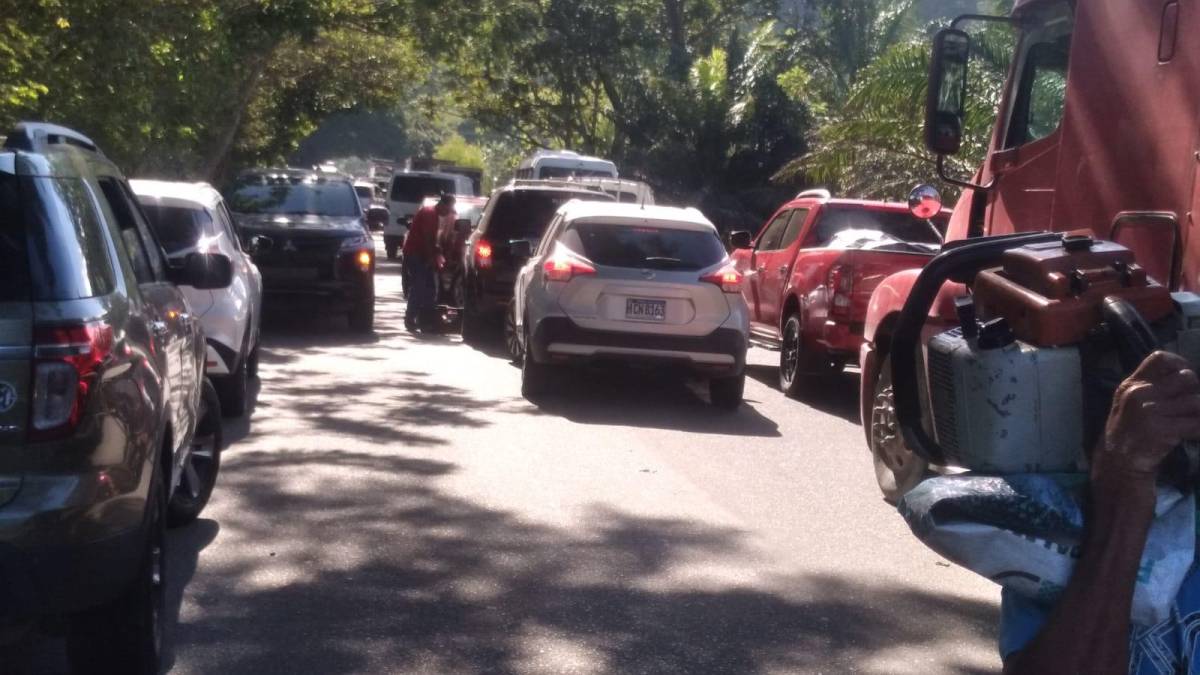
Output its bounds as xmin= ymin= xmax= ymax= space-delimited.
xmin=0 ymin=123 xmax=228 ymax=673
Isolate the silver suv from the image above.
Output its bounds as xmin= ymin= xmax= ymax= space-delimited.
xmin=511 ymin=201 xmax=750 ymax=408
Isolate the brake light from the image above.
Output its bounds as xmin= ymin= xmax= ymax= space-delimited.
xmin=829 ymin=265 xmax=854 ymax=315
xmin=476 ymin=240 xmax=493 ymax=269
xmin=700 ymin=266 xmax=743 ymax=293
xmin=543 ymin=253 xmax=596 ymax=282
xmin=30 ymin=321 xmax=114 ymax=440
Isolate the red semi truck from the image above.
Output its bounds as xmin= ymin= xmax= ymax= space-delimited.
xmin=863 ymin=0 xmax=1200 ymax=500
xmin=729 ymin=190 xmax=949 ymax=397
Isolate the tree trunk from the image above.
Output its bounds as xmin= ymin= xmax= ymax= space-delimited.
xmin=203 ymin=52 xmax=272 ymax=183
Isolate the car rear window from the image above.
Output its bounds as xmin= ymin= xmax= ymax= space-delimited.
xmin=568 ymin=222 xmax=726 ymax=271
xmin=227 ymin=181 xmax=359 ymax=218
xmin=390 ymin=175 xmax=456 ymax=203
xmin=807 ymin=206 xmax=947 ymax=247
xmin=487 ymin=190 xmax=612 ymax=241
xmin=140 ymin=203 xmax=213 ymax=256
xmin=0 ymin=173 xmax=114 ymax=301
xmin=0 ymin=172 xmax=30 ymax=302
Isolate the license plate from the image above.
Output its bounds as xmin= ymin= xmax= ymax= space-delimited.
xmin=263 ymin=267 xmax=320 ymax=283
xmin=625 ymin=298 xmax=666 ymax=322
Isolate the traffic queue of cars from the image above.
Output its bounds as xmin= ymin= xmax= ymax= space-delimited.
xmin=0 ymin=122 xmax=393 ymax=673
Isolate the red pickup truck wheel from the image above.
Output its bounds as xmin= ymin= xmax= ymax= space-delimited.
xmin=869 ymin=356 xmax=928 ymax=503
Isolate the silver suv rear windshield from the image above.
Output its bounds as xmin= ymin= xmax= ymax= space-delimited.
xmin=569 ymin=222 xmax=726 ymax=271
xmin=0 ymin=172 xmax=114 ymax=301
xmin=140 ymin=204 xmax=212 ymax=256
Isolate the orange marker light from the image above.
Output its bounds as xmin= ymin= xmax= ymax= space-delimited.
xmin=357 ymin=250 xmax=372 ymax=269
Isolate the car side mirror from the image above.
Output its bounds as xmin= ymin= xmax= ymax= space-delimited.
xmin=509 ymin=240 xmax=533 ymax=259
xmin=924 ymin=28 xmax=971 ymax=156
xmin=171 ymin=253 xmax=233 ymax=289
xmin=248 ymin=235 xmax=273 ymax=255
xmin=729 ymin=231 xmax=753 ymax=250
xmin=366 ymin=205 xmax=390 ymax=231
xmin=454 ymin=218 xmax=473 ymax=236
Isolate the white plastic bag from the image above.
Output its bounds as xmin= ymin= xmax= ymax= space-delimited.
xmin=899 ymin=474 xmax=1195 ymax=626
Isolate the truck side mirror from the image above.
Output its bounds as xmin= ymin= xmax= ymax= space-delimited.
xmin=729 ymin=231 xmax=753 ymax=250
xmin=924 ymin=28 xmax=971 ymax=156
xmin=907 ymin=184 xmax=943 ymax=219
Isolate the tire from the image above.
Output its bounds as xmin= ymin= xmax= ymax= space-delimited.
xmin=215 ymin=360 xmax=248 ymax=418
xmin=461 ymin=290 xmax=486 ymax=344
xmin=168 ymin=379 xmax=223 ymax=527
xmin=710 ymin=373 xmax=745 ymax=410
xmin=349 ymin=299 xmax=375 ymax=333
xmin=869 ymin=355 xmax=929 ymax=504
xmin=520 ymin=328 xmax=552 ymax=398
xmin=504 ymin=301 xmax=522 ymax=363
xmin=67 ymin=464 xmax=166 ymax=674
xmin=246 ymin=342 xmax=260 ymax=378
xmin=779 ymin=314 xmax=807 ymax=398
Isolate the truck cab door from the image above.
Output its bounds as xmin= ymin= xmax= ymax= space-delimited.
xmin=984 ymin=15 xmax=1071 ymax=236
xmin=756 ymin=210 xmax=809 ymax=330
xmin=746 ymin=209 xmax=793 ymax=325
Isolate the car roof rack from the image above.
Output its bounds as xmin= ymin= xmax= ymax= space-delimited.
xmin=3 ymin=122 xmax=100 ymax=154
xmin=508 ymin=179 xmax=607 ymax=192
xmin=795 ymin=188 xmax=832 ymax=200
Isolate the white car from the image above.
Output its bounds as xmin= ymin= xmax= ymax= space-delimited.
xmin=132 ymin=180 xmax=264 ymax=417
xmin=511 ymin=201 xmax=750 ymax=408
xmin=384 ymin=171 xmax=476 ymax=259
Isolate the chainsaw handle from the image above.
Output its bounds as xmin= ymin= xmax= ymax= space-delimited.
xmin=890 ymin=232 xmax=1063 ymax=466
xmin=1101 ymin=296 xmax=1161 ymax=374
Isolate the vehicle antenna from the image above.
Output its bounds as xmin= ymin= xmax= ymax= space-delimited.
xmin=640 ymin=180 xmax=647 ymax=210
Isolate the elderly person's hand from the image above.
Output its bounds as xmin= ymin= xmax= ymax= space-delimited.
xmin=1096 ymin=351 xmax=1200 ymax=484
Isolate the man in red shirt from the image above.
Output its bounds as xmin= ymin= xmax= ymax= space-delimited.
xmin=403 ymin=194 xmax=455 ymax=332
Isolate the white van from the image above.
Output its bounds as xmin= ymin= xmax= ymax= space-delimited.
xmin=514 ymin=150 xmax=618 ymax=180
xmin=566 ymin=177 xmax=654 ymax=205
xmin=384 ymin=170 xmax=475 ymax=259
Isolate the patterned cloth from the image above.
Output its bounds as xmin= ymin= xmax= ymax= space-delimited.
xmin=1001 ymin=567 xmax=1200 ymax=674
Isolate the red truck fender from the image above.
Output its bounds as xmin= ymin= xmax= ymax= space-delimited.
xmin=858 ymin=269 xmax=966 ymax=429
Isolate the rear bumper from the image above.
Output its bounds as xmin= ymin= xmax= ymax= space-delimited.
xmin=0 ymin=525 xmax=143 ymax=620
xmin=529 ymin=317 xmax=746 ymax=376
xmin=815 ymin=319 xmax=865 ymax=357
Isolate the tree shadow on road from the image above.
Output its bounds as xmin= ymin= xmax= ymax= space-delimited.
xmin=529 ymin=367 xmax=782 ymax=438
xmin=167 ymin=449 xmax=999 ymax=675
xmin=745 ymin=364 xmax=861 ymax=426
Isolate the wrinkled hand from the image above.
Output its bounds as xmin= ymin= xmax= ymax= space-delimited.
xmin=1099 ymin=351 xmax=1200 ymax=481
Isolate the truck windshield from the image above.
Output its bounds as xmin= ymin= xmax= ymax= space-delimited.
xmin=227 ymin=182 xmax=360 ymax=217
xmin=808 ymin=206 xmax=946 ymax=248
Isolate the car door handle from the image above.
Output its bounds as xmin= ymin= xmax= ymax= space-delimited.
xmin=778 ymin=265 xmax=789 ymax=276
xmin=151 ymin=321 xmax=170 ymax=338
xmin=757 ymin=265 xmax=766 ymax=273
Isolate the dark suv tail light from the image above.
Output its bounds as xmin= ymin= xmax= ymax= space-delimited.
xmin=30 ymin=321 xmax=113 ymax=440
xmin=475 ymin=239 xmax=494 ymax=269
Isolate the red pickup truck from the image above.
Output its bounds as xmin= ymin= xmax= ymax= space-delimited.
xmin=730 ymin=189 xmax=947 ymax=397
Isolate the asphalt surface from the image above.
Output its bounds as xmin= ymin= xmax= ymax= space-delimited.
xmin=14 ymin=249 xmax=1001 ymax=674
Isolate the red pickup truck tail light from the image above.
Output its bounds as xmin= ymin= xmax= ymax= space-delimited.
xmin=543 ymin=252 xmax=596 ymax=282
xmin=701 ymin=266 xmax=744 ymax=294
xmin=30 ymin=321 xmax=114 ymax=441
xmin=828 ymin=265 xmax=855 ymax=316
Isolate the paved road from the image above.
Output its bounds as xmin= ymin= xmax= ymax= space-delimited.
xmin=19 ymin=250 xmax=1001 ymax=674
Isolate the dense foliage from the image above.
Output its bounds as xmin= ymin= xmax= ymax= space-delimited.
xmin=0 ymin=0 xmax=1009 ymax=227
